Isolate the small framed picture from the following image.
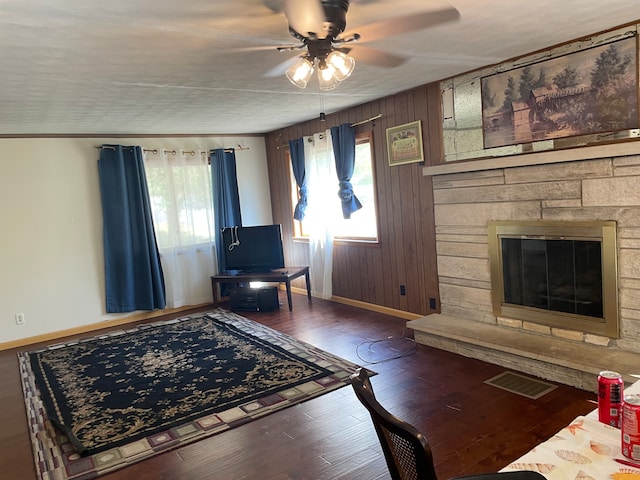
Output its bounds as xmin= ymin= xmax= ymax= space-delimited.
xmin=386 ymin=120 xmax=424 ymax=166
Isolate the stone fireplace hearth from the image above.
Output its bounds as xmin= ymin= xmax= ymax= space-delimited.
xmin=408 ymin=146 xmax=640 ymax=392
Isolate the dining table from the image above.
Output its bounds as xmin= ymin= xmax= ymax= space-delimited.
xmin=500 ymin=380 xmax=640 ymax=479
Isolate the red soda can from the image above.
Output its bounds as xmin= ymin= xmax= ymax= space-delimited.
xmin=598 ymin=370 xmax=623 ymax=428
xmin=622 ymin=394 xmax=640 ymax=460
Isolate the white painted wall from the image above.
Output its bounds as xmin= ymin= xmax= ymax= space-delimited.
xmin=0 ymin=136 xmax=272 ymax=344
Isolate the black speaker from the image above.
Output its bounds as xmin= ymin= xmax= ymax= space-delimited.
xmin=257 ymin=286 xmax=280 ymax=311
xmin=229 ymin=287 xmax=280 ymax=312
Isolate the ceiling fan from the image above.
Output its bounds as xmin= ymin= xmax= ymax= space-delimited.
xmin=260 ymin=0 xmax=460 ymax=90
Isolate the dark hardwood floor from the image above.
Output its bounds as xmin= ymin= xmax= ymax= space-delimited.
xmin=0 ymin=293 xmax=597 ymax=479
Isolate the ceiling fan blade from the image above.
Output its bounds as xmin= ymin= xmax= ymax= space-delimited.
xmin=263 ymin=0 xmax=285 ymax=13
xmin=346 ymin=45 xmax=406 ymax=68
xmin=229 ymin=44 xmax=304 ymax=52
xmin=263 ymin=54 xmax=304 ymax=77
xmin=283 ymin=0 xmax=326 ymax=37
xmin=341 ymin=6 xmax=460 ymax=44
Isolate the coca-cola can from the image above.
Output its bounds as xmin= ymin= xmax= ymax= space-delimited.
xmin=598 ymin=370 xmax=623 ymax=428
xmin=622 ymin=394 xmax=640 ymax=460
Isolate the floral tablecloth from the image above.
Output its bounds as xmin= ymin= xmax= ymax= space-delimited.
xmin=501 ymin=415 xmax=640 ymax=479
xmin=501 ymin=381 xmax=640 ymax=479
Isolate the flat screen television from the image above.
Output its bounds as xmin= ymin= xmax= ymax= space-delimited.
xmin=221 ymin=224 xmax=285 ymax=273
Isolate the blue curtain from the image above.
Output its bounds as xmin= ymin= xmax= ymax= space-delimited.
xmin=331 ymin=123 xmax=362 ymax=219
xmin=289 ymin=137 xmax=307 ymax=221
xmin=211 ymin=148 xmax=242 ymax=274
xmin=98 ymin=145 xmax=166 ymax=313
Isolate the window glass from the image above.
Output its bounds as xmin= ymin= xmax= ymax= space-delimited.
xmin=144 ymin=151 xmax=215 ymax=250
xmin=290 ymin=132 xmax=378 ymax=242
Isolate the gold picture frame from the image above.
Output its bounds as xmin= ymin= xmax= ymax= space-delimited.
xmin=386 ymin=120 xmax=424 ymax=166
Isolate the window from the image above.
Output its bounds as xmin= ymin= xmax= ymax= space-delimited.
xmin=144 ymin=150 xmax=215 ymax=250
xmin=290 ymin=131 xmax=378 ymax=242
xmin=143 ymin=149 xmax=217 ymax=308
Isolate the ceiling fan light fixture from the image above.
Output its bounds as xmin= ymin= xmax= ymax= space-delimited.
xmin=326 ymin=50 xmax=355 ymax=81
xmin=317 ymin=62 xmax=339 ymax=91
xmin=285 ymin=57 xmax=314 ymax=89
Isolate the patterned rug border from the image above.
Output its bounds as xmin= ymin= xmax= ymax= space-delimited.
xmin=20 ymin=308 xmax=369 ymax=480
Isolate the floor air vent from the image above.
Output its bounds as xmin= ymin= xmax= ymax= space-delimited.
xmin=484 ymin=371 xmax=557 ymax=399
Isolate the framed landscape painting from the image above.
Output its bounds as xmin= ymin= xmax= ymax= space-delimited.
xmin=480 ymin=36 xmax=639 ymax=149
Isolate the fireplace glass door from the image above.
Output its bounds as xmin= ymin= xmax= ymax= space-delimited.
xmin=501 ymin=238 xmax=603 ymax=318
xmin=488 ymin=220 xmax=618 ymax=338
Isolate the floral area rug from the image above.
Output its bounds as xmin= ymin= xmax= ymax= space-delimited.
xmin=20 ymin=308 xmax=366 ymax=480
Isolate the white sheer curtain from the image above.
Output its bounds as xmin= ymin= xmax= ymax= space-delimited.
xmin=143 ymin=149 xmax=217 ymax=308
xmin=304 ymin=130 xmax=341 ymax=299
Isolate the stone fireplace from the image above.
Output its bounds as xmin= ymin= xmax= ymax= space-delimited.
xmin=407 ymin=145 xmax=640 ymax=391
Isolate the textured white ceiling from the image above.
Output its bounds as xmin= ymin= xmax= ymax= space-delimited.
xmin=0 ymin=0 xmax=636 ymax=135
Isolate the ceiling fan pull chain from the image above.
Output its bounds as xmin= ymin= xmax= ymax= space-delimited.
xmin=319 ymin=90 xmax=326 ymax=121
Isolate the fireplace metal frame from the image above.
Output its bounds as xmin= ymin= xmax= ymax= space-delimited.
xmin=488 ymin=220 xmax=619 ymax=338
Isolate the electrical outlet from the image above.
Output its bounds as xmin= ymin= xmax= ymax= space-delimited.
xmin=429 ymin=297 xmax=437 ymax=309
xmin=400 ymin=285 xmax=406 ymax=296
xmin=15 ymin=313 xmax=25 ymax=325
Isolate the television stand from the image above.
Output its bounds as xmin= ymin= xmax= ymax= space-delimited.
xmin=210 ymin=266 xmax=311 ymax=312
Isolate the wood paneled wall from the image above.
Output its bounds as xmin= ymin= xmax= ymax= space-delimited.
xmin=264 ymin=83 xmax=442 ymax=315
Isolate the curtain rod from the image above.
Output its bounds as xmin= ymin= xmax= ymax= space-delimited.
xmin=276 ymin=113 xmax=383 ymax=149
xmin=95 ymin=145 xmax=250 ymax=153
xmin=351 ymin=113 xmax=383 ymax=127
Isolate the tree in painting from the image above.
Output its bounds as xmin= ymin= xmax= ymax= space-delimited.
xmin=552 ymin=66 xmax=579 ymax=89
xmin=588 ymin=43 xmax=636 ymax=130
xmin=591 ymin=43 xmax=632 ymax=88
xmin=482 ymin=83 xmax=496 ymax=111
xmin=501 ymin=76 xmax=518 ymax=111
xmin=518 ymin=66 xmax=536 ymax=99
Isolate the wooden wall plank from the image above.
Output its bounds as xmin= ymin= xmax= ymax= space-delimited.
xmin=264 ymin=83 xmax=441 ymax=315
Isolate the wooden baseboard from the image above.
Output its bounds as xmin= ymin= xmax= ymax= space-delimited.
xmin=288 ymin=285 xmax=424 ymax=320
xmin=0 ymin=304 xmax=212 ymax=351
xmin=329 ymin=295 xmax=424 ymax=321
